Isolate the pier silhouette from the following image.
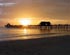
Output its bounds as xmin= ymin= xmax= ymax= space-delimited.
xmin=5 ymin=21 xmax=70 ymax=31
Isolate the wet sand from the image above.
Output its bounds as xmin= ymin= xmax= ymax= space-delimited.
xmin=0 ymin=35 xmax=70 ymax=55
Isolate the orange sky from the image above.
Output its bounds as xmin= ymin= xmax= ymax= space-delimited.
xmin=5 ymin=18 xmax=69 ymax=25
xmin=0 ymin=0 xmax=70 ymax=26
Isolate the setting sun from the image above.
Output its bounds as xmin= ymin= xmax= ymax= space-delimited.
xmin=19 ymin=18 xmax=31 ymax=26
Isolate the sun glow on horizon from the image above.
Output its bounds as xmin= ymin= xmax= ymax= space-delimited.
xmin=19 ymin=18 xmax=31 ymax=26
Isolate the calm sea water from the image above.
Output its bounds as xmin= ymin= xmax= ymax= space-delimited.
xmin=0 ymin=27 xmax=70 ymax=41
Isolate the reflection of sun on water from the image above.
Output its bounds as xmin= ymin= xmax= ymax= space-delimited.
xmin=21 ymin=29 xmax=28 ymax=39
xmin=19 ymin=18 xmax=31 ymax=26
xmin=22 ymin=36 xmax=29 ymax=39
xmin=23 ymin=29 xmax=27 ymax=34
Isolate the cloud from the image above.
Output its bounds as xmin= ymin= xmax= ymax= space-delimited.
xmin=0 ymin=3 xmax=16 ymax=6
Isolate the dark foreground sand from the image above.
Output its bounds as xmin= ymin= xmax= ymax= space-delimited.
xmin=0 ymin=35 xmax=70 ymax=55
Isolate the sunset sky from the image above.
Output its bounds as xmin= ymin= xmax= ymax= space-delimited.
xmin=0 ymin=0 xmax=70 ymax=26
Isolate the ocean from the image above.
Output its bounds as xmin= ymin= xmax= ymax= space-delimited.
xmin=0 ymin=27 xmax=70 ymax=41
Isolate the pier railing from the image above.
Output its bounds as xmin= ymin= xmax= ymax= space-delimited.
xmin=27 ymin=25 xmax=70 ymax=30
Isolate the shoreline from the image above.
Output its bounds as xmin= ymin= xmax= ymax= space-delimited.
xmin=0 ymin=33 xmax=69 ymax=41
xmin=0 ymin=35 xmax=70 ymax=55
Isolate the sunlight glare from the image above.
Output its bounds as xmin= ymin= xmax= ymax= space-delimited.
xmin=19 ymin=18 xmax=31 ymax=26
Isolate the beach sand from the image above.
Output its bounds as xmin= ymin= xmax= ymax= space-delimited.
xmin=0 ymin=35 xmax=70 ymax=55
